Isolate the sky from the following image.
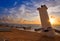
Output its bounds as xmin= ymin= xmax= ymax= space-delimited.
xmin=0 ymin=0 xmax=60 ymax=25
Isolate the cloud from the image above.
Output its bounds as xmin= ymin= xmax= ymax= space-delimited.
xmin=14 ymin=1 xmax=17 ymax=6
xmin=48 ymin=5 xmax=60 ymax=13
xmin=47 ymin=5 xmax=60 ymax=17
xmin=1 ymin=4 xmax=38 ymax=23
xmin=0 ymin=0 xmax=60 ymax=24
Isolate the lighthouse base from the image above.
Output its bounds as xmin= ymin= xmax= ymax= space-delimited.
xmin=41 ymin=27 xmax=55 ymax=37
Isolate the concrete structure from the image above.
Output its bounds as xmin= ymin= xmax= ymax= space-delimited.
xmin=37 ymin=5 xmax=55 ymax=37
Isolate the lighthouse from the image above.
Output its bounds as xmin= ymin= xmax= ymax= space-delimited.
xmin=37 ymin=5 xmax=55 ymax=37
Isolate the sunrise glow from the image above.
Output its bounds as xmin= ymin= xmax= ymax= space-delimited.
xmin=0 ymin=0 xmax=60 ymax=26
xmin=49 ymin=17 xmax=55 ymax=25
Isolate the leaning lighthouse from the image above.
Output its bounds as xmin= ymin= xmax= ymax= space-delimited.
xmin=37 ymin=5 xmax=55 ymax=37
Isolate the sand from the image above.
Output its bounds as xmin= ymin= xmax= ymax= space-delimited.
xmin=0 ymin=27 xmax=60 ymax=41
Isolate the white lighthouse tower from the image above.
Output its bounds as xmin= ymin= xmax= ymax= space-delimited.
xmin=37 ymin=5 xmax=55 ymax=37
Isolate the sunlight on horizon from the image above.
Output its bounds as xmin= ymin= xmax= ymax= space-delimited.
xmin=49 ymin=16 xmax=60 ymax=25
xmin=49 ymin=17 xmax=55 ymax=25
